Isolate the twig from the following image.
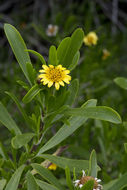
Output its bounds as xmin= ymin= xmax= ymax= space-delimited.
xmin=112 ymin=0 xmax=119 ymax=34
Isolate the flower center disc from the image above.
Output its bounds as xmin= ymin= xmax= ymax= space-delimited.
xmin=47 ymin=68 xmax=63 ymax=82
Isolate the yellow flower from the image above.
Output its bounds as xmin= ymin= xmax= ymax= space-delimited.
xmin=84 ymin=32 xmax=98 ymax=46
xmin=48 ymin=163 xmax=57 ymax=170
xmin=102 ymin=49 xmax=110 ymax=60
xmin=38 ymin=64 xmax=71 ymax=90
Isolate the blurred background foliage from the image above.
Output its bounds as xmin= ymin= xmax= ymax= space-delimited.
xmin=0 ymin=0 xmax=127 ymax=187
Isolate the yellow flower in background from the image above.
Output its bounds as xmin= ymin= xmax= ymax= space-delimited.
xmin=38 ymin=64 xmax=71 ymax=90
xmin=102 ymin=49 xmax=110 ymax=60
xmin=84 ymin=32 xmax=98 ymax=46
xmin=48 ymin=163 xmax=57 ymax=170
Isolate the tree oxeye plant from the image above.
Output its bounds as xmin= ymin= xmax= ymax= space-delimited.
xmin=0 ymin=24 xmax=125 ymax=190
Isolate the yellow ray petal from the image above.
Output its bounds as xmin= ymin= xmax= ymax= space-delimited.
xmin=39 ymin=69 xmax=45 ymax=73
xmin=59 ymin=81 xmax=65 ymax=86
xmin=65 ymin=75 xmax=71 ymax=80
xmin=63 ymin=78 xmax=70 ymax=84
xmin=49 ymin=65 xmax=54 ymax=68
xmin=55 ymin=82 xmax=60 ymax=90
xmin=63 ymin=70 xmax=70 ymax=74
xmin=38 ymin=74 xmax=46 ymax=78
xmin=48 ymin=81 xmax=53 ymax=88
xmin=42 ymin=65 xmax=49 ymax=70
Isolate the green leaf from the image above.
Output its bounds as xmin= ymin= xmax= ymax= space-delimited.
xmin=26 ymin=49 xmax=46 ymax=65
xmin=65 ymin=79 xmax=79 ymax=106
xmin=22 ymin=84 xmax=42 ymax=104
xmin=0 ymin=179 xmax=6 ymax=190
xmin=0 ymin=142 xmax=8 ymax=159
xmin=36 ymin=180 xmax=59 ymax=190
xmin=114 ymin=77 xmax=127 ymax=90
xmin=68 ymin=51 xmax=80 ymax=71
xmin=103 ymin=172 xmax=127 ymax=190
xmin=26 ymin=172 xmax=39 ymax=190
xmin=37 ymin=99 xmax=97 ymax=155
xmin=81 ymin=180 xmax=94 ymax=190
xmin=49 ymin=46 xmax=58 ymax=66
xmin=124 ymin=143 xmax=127 ymax=153
xmin=65 ymin=167 xmax=73 ymax=190
xmin=26 ymin=62 xmax=36 ymax=85
xmin=32 ymin=164 xmax=65 ymax=190
xmin=0 ymin=102 xmax=21 ymax=135
xmin=44 ymin=105 xmax=69 ymax=129
xmin=4 ymin=24 xmax=32 ymax=85
xmin=5 ymin=165 xmax=25 ymax=190
xmin=66 ymin=106 xmax=122 ymax=124
xmin=5 ymin=91 xmax=30 ymax=126
xmin=17 ymin=80 xmax=29 ymax=90
xmin=89 ymin=150 xmax=98 ymax=178
xmin=62 ymin=28 xmax=84 ymax=68
xmin=57 ymin=37 xmax=71 ymax=64
xmin=39 ymin=154 xmax=93 ymax=174
xmin=11 ymin=133 xmax=35 ymax=149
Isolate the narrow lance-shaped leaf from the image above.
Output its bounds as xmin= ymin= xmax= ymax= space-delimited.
xmin=0 ymin=179 xmax=6 ymax=190
xmin=0 ymin=142 xmax=8 ymax=159
xmin=39 ymin=154 xmax=93 ymax=173
xmin=103 ymin=172 xmax=127 ymax=190
xmin=62 ymin=28 xmax=84 ymax=68
xmin=65 ymin=106 xmax=122 ymax=124
xmin=5 ymin=165 xmax=25 ymax=190
xmin=22 ymin=84 xmax=42 ymax=104
xmin=65 ymin=79 xmax=79 ymax=106
xmin=4 ymin=24 xmax=32 ymax=85
xmin=11 ymin=133 xmax=35 ymax=149
xmin=26 ymin=49 xmax=46 ymax=65
xmin=26 ymin=172 xmax=39 ymax=190
xmin=57 ymin=37 xmax=71 ymax=64
xmin=5 ymin=91 xmax=30 ymax=126
xmin=49 ymin=45 xmax=58 ymax=66
xmin=26 ymin=62 xmax=36 ymax=85
xmin=0 ymin=102 xmax=21 ymax=135
xmin=32 ymin=164 xmax=65 ymax=190
xmin=37 ymin=99 xmax=97 ymax=155
xmin=68 ymin=51 xmax=80 ymax=71
xmin=36 ymin=180 xmax=59 ymax=190
xmin=89 ymin=150 xmax=98 ymax=178
xmin=65 ymin=167 xmax=73 ymax=190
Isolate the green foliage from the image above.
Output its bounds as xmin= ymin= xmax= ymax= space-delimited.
xmin=36 ymin=180 xmax=59 ymax=190
xmin=4 ymin=24 xmax=32 ymax=85
xmin=0 ymin=23 xmax=125 ymax=190
xmin=5 ymin=165 xmax=25 ymax=190
xmin=114 ymin=77 xmax=127 ymax=90
xmin=81 ymin=180 xmax=94 ymax=190
xmin=32 ymin=164 xmax=65 ymax=190
xmin=89 ymin=150 xmax=98 ymax=178
xmin=22 ymin=84 xmax=42 ymax=104
xmin=0 ymin=102 xmax=21 ymax=135
xmin=39 ymin=154 xmax=92 ymax=173
xmin=103 ymin=172 xmax=127 ymax=190
xmin=26 ymin=172 xmax=39 ymax=190
xmin=49 ymin=46 xmax=58 ymax=66
xmin=11 ymin=133 xmax=35 ymax=149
